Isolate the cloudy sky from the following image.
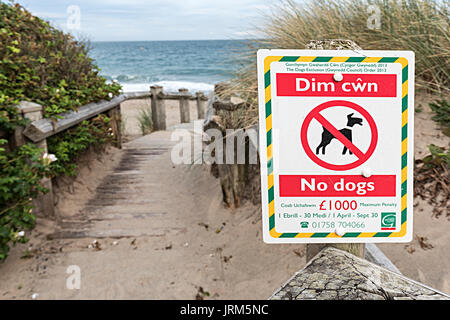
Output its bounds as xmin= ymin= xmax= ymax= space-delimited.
xmin=17 ymin=0 xmax=280 ymax=41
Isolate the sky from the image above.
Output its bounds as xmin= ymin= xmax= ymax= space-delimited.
xmin=15 ymin=0 xmax=281 ymax=41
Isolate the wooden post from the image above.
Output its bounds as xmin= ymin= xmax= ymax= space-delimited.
xmin=150 ymin=85 xmax=166 ymax=131
xmin=196 ymin=91 xmax=206 ymax=119
xmin=179 ymin=88 xmax=190 ymax=123
xmin=306 ymin=39 xmax=365 ymax=262
xmin=108 ymin=105 xmax=122 ymax=149
xmin=15 ymin=102 xmax=56 ymax=219
xmin=271 ymin=247 xmax=450 ymax=300
xmin=306 ymin=243 xmax=365 ymax=262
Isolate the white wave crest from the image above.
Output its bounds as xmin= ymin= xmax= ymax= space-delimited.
xmin=120 ymin=81 xmax=214 ymax=94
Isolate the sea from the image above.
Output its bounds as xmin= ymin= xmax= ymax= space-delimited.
xmin=89 ymin=40 xmax=251 ymax=94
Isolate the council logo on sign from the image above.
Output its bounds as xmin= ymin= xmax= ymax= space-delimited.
xmin=381 ymin=212 xmax=396 ymax=230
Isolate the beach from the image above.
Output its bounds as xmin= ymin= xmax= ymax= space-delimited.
xmin=0 ymin=102 xmax=305 ymax=299
xmin=1 ymin=0 xmax=448 ymax=303
xmin=0 ymin=93 xmax=449 ymax=299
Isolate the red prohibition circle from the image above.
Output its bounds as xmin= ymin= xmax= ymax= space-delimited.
xmin=300 ymin=100 xmax=378 ymax=171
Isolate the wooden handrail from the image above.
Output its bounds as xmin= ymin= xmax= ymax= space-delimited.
xmin=157 ymin=91 xmax=208 ymax=101
xmin=23 ymin=95 xmax=127 ymax=142
xmin=22 ymin=89 xmax=209 ymax=142
xmin=12 ymin=87 xmax=209 ymax=221
xmin=122 ymin=91 xmax=152 ymax=99
xmin=157 ymin=92 xmax=191 ymax=100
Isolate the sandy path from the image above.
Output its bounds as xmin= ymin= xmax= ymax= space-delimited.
xmin=0 ymin=130 xmax=304 ymax=300
xmin=0 ymin=93 xmax=448 ymax=299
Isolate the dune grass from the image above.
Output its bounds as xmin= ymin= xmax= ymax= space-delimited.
xmin=138 ymin=108 xmax=153 ymax=135
xmin=226 ymin=0 xmax=449 ymax=128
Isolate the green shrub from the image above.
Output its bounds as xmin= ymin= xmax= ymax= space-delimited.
xmin=0 ymin=140 xmax=51 ymax=260
xmin=0 ymin=2 xmax=121 ymax=260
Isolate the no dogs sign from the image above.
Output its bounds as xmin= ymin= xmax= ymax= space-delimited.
xmin=257 ymin=50 xmax=414 ymax=243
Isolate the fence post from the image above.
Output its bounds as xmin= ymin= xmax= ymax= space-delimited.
xmin=15 ymin=101 xmax=56 ymax=219
xmin=150 ymin=85 xmax=166 ymax=130
xmin=108 ymin=105 xmax=122 ymax=149
xmin=196 ymin=91 xmax=206 ymax=119
xmin=178 ymin=88 xmax=190 ymax=123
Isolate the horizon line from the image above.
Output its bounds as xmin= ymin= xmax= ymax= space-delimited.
xmin=90 ymin=38 xmax=259 ymax=43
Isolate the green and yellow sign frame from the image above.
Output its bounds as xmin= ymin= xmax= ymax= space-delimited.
xmin=257 ymin=50 xmax=414 ymax=243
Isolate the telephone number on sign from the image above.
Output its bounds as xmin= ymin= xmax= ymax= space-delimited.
xmin=309 ymin=221 xmax=366 ymax=229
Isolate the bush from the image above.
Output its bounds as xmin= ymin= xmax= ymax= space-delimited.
xmin=227 ymin=0 xmax=449 ymax=128
xmin=48 ymin=115 xmax=113 ymax=176
xmin=0 ymin=140 xmax=50 ymax=260
xmin=0 ymin=2 xmax=121 ymax=260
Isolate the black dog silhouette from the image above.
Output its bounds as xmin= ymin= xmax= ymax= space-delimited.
xmin=316 ymin=113 xmax=363 ymax=155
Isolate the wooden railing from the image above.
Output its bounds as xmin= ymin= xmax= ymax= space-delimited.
xmin=149 ymin=86 xmax=208 ymax=131
xmin=22 ymin=87 xmax=208 ymax=143
xmin=11 ymin=86 xmax=209 ymax=220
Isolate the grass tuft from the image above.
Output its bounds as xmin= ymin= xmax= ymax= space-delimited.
xmin=138 ymin=108 xmax=153 ymax=135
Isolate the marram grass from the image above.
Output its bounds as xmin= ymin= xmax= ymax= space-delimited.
xmin=225 ymin=0 xmax=449 ymax=128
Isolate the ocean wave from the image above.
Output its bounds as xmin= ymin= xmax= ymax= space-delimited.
xmin=120 ymin=81 xmax=215 ymax=94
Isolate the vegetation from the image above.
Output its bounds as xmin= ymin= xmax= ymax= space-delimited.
xmin=423 ymin=144 xmax=450 ymax=169
xmin=415 ymin=144 xmax=449 ymax=218
xmin=0 ymin=140 xmax=51 ymax=260
xmin=137 ymin=107 xmax=153 ymax=136
xmin=0 ymin=2 xmax=121 ymax=260
xmin=226 ymin=0 xmax=449 ymax=128
xmin=429 ymin=99 xmax=450 ymax=136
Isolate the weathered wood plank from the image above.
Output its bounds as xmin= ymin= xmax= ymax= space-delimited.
xmin=14 ymin=102 xmax=56 ymax=219
xmin=108 ymin=106 xmax=122 ymax=149
xmin=157 ymin=92 xmax=193 ymax=100
xmin=196 ymin=92 xmax=207 ymax=119
xmin=23 ymin=95 xmax=127 ymax=142
xmin=21 ymin=89 xmax=208 ymax=142
xmin=151 ymin=86 xmax=167 ymax=131
xmin=306 ymin=243 xmax=365 ymax=262
xmin=270 ymin=247 xmax=450 ymax=300
xmin=178 ymin=88 xmax=190 ymax=123
xmin=123 ymin=91 xmax=152 ymax=100
xmin=212 ymin=96 xmax=246 ymax=111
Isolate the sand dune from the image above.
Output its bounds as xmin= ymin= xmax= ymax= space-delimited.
xmin=0 ymin=95 xmax=448 ymax=299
